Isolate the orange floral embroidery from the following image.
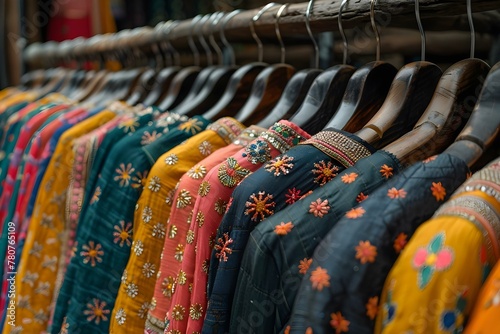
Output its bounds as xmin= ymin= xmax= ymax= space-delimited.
xmin=380 ymin=164 xmax=393 ymax=178
xmin=387 ymin=187 xmax=407 ymax=199
xmin=423 ymin=155 xmax=437 ymax=163
xmin=341 ymin=172 xmax=358 ymax=184
xmin=355 ymin=241 xmax=377 ymax=264
xmin=366 ymin=296 xmax=379 ymax=320
xmin=298 ymin=258 xmax=313 ymax=274
xmin=393 ymin=232 xmax=408 ymax=253
xmin=431 ymin=182 xmax=446 ymax=201
xmin=214 ymin=233 xmax=233 ymax=262
xmin=283 ymin=325 xmax=291 ymax=334
xmin=356 ymin=192 xmax=368 ymax=203
xmin=310 ymin=266 xmax=330 ymax=291
xmin=245 ymin=191 xmax=276 ymax=222
xmin=309 ymin=198 xmax=330 ymax=218
xmin=330 ymin=312 xmax=350 ymax=333
xmin=345 ymin=207 xmax=365 ymax=219
xmin=274 ymin=222 xmax=294 ymax=235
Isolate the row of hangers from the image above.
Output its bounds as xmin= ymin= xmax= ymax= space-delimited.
xmin=19 ymin=0 xmax=500 ymax=170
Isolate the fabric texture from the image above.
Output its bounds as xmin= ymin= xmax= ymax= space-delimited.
xmin=287 ymin=154 xmax=470 ymax=334
xmin=206 ymin=129 xmax=376 ymax=334
xmin=375 ymin=157 xmax=500 ymax=334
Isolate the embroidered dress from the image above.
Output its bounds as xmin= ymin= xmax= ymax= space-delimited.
xmin=287 ymin=154 xmax=470 ymax=334
xmin=205 ymin=129 xmax=375 ymax=334
xmin=375 ymin=158 xmax=500 ymax=334
xmin=163 ymin=121 xmax=310 ymax=334
xmin=142 ymin=126 xmax=262 ymax=334
xmin=109 ymin=118 xmax=244 ymax=333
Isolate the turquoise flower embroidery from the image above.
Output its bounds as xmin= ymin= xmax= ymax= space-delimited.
xmin=412 ymin=232 xmax=454 ymax=289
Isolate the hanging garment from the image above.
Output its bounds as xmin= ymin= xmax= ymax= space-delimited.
xmin=146 ymin=121 xmax=310 ymax=334
xmin=142 ymin=126 xmax=264 ymax=334
xmin=5 ymin=109 xmax=117 ymax=334
xmin=229 ymin=149 xmax=401 ymax=333
xmin=286 ymin=153 xmax=470 ymax=334
xmin=204 ymin=129 xmax=376 ymax=334
xmin=109 ymin=117 xmax=245 ymax=334
xmin=375 ymin=158 xmax=500 ymax=334
xmin=50 ymin=115 xmax=209 ymax=334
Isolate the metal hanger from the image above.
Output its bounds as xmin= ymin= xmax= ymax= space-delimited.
xmin=383 ymin=0 xmax=491 ymax=165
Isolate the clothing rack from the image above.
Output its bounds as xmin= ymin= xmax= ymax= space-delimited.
xmin=23 ymin=0 xmax=500 ymax=69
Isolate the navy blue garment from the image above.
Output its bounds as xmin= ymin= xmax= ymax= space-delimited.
xmin=287 ymin=153 xmax=470 ymax=334
xmin=203 ymin=129 xmax=376 ymax=334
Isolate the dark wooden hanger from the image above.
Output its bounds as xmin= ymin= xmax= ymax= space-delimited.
xmin=383 ymin=58 xmax=491 ymax=166
xmin=141 ymin=66 xmax=181 ymax=106
xmin=157 ymin=67 xmax=202 ymax=111
xmin=354 ymin=61 xmax=442 ymax=147
xmin=445 ymin=61 xmax=500 ymax=167
xmin=126 ymin=68 xmax=158 ymax=105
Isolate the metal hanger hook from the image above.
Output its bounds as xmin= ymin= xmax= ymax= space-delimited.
xmin=196 ymin=14 xmax=213 ymax=66
xmin=306 ymin=0 xmax=319 ymax=68
xmin=370 ymin=0 xmax=381 ymax=61
xmin=209 ymin=12 xmax=225 ymax=65
xmin=189 ymin=15 xmax=202 ymax=66
xmin=165 ymin=20 xmax=181 ymax=66
xmin=251 ymin=2 xmax=281 ymax=62
xmin=467 ymin=0 xmax=475 ymax=58
xmin=275 ymin=3 xmax=289 ymax=64
xmin=414 ymin=0 xmax=426 ymax=61
xmin=221 ymin=10 xmax=241 ymax=66
xmin=338 ymin=0 xmax=349 ymax=65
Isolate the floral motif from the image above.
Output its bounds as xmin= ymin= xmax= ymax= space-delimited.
xmin=175 ymin=244 xmax=184 ymax=262
xmin=312 ymin=160 xmax=339 ymax=185
xmin=309 ymin=198 xmax=330 ymax=218
xmin=310 ymin=266 xmax=330 ymax=291
xmin=169 ymin=225 xmax=177 ymax=239
xmin=126 ymin=282 xmax=138 ymax=298
xmin=215 ymin=233 xmax=233 ymax=262
xmin=215 ymin=198 xmax=228 ymax=215
xmin=245 ymin=191 xmax=275 ymax=222
xmin=91 ymin=186 xmax=101 ymax=204
xmin=366 ymin=296 xmax=379 ymax=320
xmin=196 ymin=211 xmax=205 ymax=228
xmin=186 ymin=230 xmax=195 ymax=244
xmin=226 ymin=197 xmax=233 ymax=213
xmin=148 ymin=176 xmax=161 ymax=192
xmin=138 ymin=302 xmax=150 ymax=319
xmin=199 ymin=141 xmax=212 ymax=156
xmin=171 ymin=304 xmax=186 ymax=321
xmin=298 ymin=258 xmax=313 ymax=274
xmin=218 ymin=157 xmax=250 ymax=188
xmin=285 ymin=188 xmax=302 ymax=205
xmin=152 ymin=223 xmax=166 ymax=239
xmin=141 ymin=130 xmax=162 ymax=145
xmin=440 ymin=290 xmax=467 ymax=333
xmin=176 ymin=189 xmax=192 ymax=208
xmin=345 ymin=207 xmax=365 ymax=219
xmin=131 ymin=171 xmax=148 ymax=189
xmin=356 ymin=192 xmax=368 ymax=203
xmin=165 ymin=154 xmax=179 ymax=165
xmin=83 ymin=299 xmax=110 ymax=324
xmin=413 ymin=232 xmax=454 ymax=289
xmin=387 ymin=187 xmax=407 ymax=199
xmin=383 ymin=281 xmax=397 ymax=325
xmin=423 ymin=155 xmax=437 ymax=163
xmin=142 ymin=263 xmax=156 ymax=278
xmin=115 ymin=308 xmax=127 ymax=326
xmin=202 ymin=259 xmax=209 ymax=274
xmin=242 ymin=139 xmax=271 ymax=164
xmin=162 ymin=276 xmax=176 ymax=298
xmin=198 ymin=181 xmax=211 ymax=196
xmin=60 ymin=317 xmax=70 ymax=333
xmin=265 ymin=155 xmax=294 ymax=176
xmin=393 ymin=233 xmax=408 ymax=253
xmin=355 ymin=241 xmax=377 ymax=264
xmin=188 ymin=165 xmax=207 ymax=179
xmin=114 ymin=163 xmax=135 ymax=187
xmin=431 ymin=182 xmax=446 ymax=201
xmin=178 ymin=270 xmax=187 ymax=285
xmin=190 ymin=303 xmax=204 ymax=320
xmin=179 ymin=119 xmax=204 ymax=134
xmin=341 ymin=172 xmax=358 ymax=184
xmin=80 ymin=241 xmax=104 ymax=267
xmin=118 ymin=119 xmax=140 ymax=132
xmin=165 ymin=189 xmax=175 ymax=206
xmin=274 ymin=222 xmax=294 ymax=235
xmin=330 ymin=312 xmax=350 ymax=333
xmin=113 ymin=221 xmax=132 ymax=247
xmin=142 ymin=206 xmax=153 ymax=223
xmin=380 ymin=164 xmax=394 ymax=178
xmin=133 ymin=240 xmax=144 ymax=256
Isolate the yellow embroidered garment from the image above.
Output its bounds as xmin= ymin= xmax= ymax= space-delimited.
xmin=376 ymin=159 xmax=500 ymax=334
xmin=6 ymin=110 xmax=117 ymax=334
xmin=109 ymin=118 xmax=244 ymax=333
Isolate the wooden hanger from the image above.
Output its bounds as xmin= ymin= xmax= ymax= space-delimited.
xmin=354 ymin=0 xmax=443 ymax=147
xmin=444 ymin=61 xmax=500 ymax=167
xmin=256 ymin=2 xmax=323 ymax=128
